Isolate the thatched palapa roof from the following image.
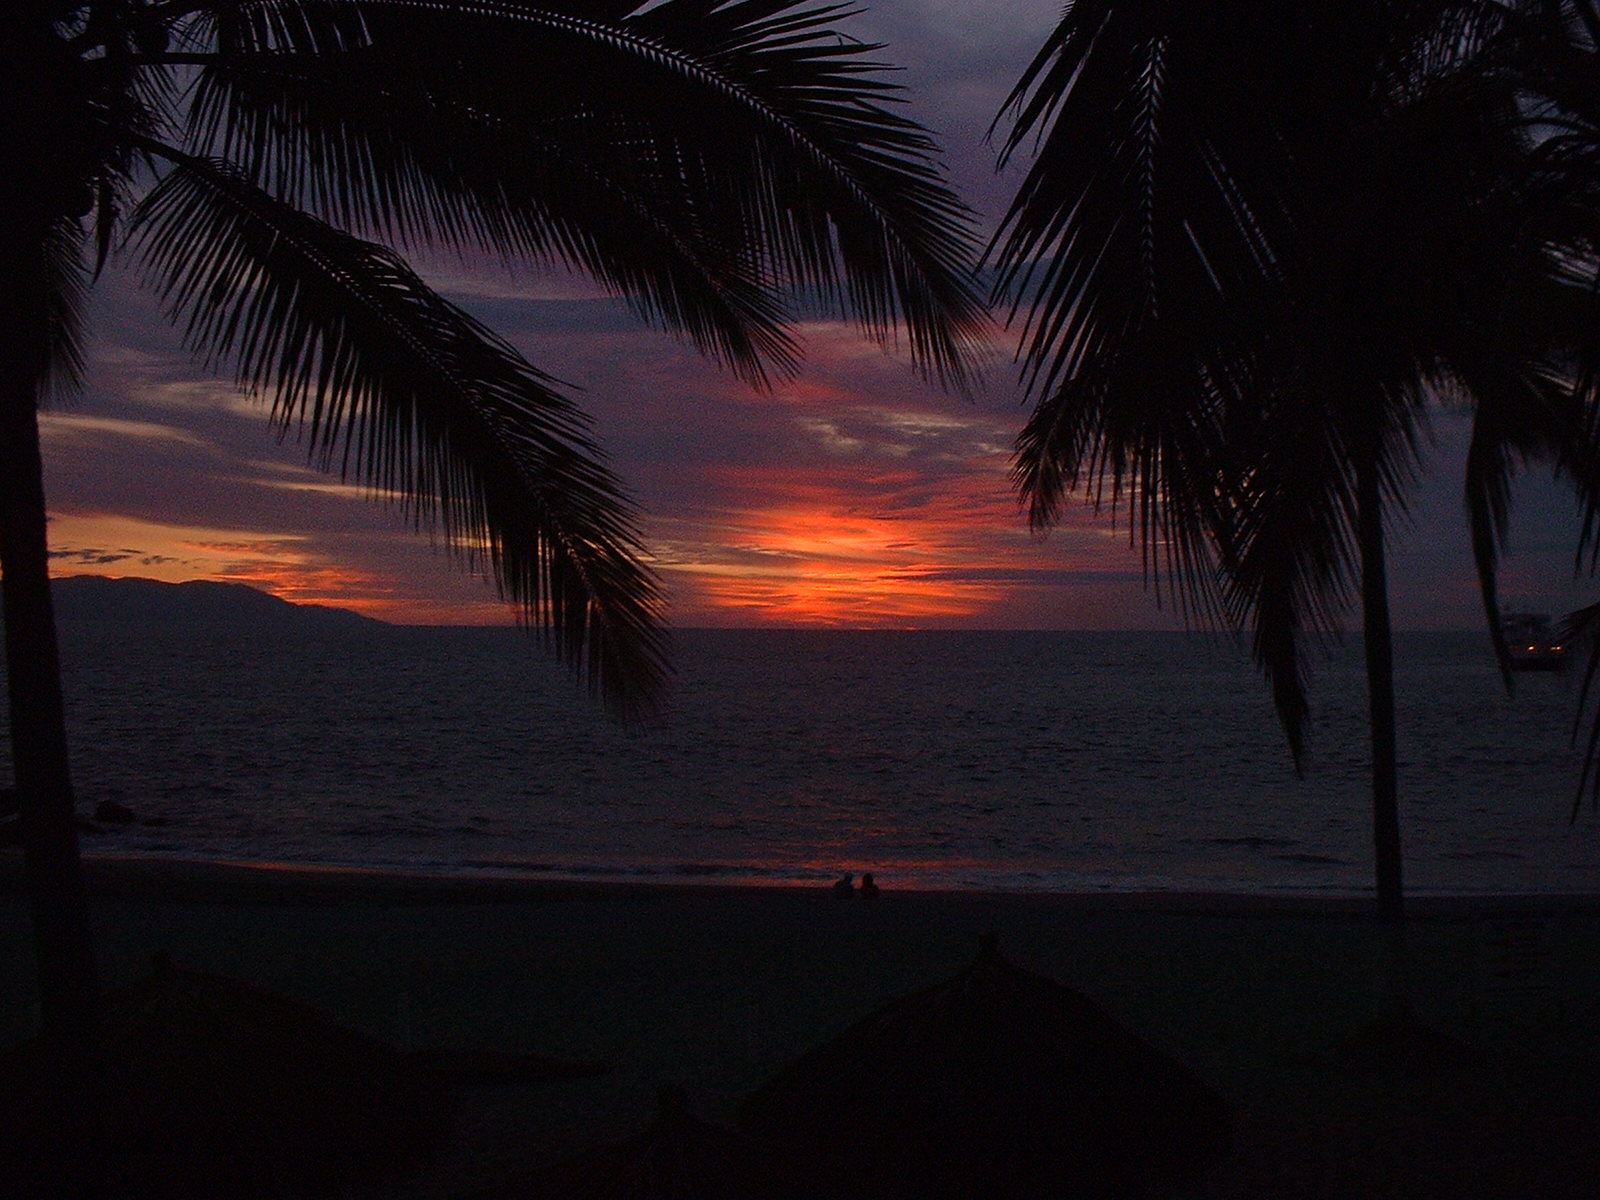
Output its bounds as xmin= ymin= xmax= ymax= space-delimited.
xmin=741 ymin=935 xmax=1233 ymax=1199
xmin=0 ymin=954 xmax=449 ymax=1198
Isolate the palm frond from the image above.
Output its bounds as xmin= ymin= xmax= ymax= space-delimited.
xmin=1561 ymin=599 xmax=1600 ymax=816
xmin=1011 ymin=327 xmax=1238 ymax=627
xmin=990 ymin=0 xmax=1331 ymax=691
xmin=2 ymin=212 xmax=89 ymax=403
xmin=38 ymin=217 xmax=91 ymax=401
xmin=990 ymin=0 xmax=1556 ymax=769
xmin=129 ymin=148 xmax=668 ymax=717
xmin=185 ymin=46 xmax=803 ymax=385
xmin=991 ymin=0 xmax=1296 ymax=633
xmin=1454 ymin=329 xmax=1589 ymax=685
xmin=1535 ymin=257 xmax=1600 ymax=576
xmin=177 ymin=0 xmax=987 ymax=390
xmin=1218 ymin=367 xmax=1370 ymax=765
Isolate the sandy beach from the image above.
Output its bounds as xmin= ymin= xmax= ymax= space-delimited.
xmin=4 ymin=854 xmax=1600 ymax=1198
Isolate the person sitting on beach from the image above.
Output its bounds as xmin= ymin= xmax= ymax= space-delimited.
xmin=859 ymin=873 xmax=879 ymax=900
xmin=833 ymin=873 xmax=854 ymax=898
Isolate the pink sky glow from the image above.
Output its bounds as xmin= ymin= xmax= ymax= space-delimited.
xmin=37 ymin=0 xmax=1594 ymax=631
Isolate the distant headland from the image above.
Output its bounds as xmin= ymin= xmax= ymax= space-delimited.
xmin=37 ymin=576 xmax=385 ymax=632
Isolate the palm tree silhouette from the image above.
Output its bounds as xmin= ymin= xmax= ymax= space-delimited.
xmin=989 ymin=0 xmax=1599 ymax=940
xmin=1499 ymin=0 xmax=1600 ymax=808
xmin=6 ymin=0 xmax=984 ymax=1042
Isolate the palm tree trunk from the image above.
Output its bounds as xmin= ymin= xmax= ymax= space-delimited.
xmin=1357 ymin=457 xmax=1403 ymax=928
xmin=0 ymin=368 xmax=99 ymax=1043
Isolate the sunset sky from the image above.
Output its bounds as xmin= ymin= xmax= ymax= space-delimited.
xmin=38 ymin=0 xmax=1595 ymax=630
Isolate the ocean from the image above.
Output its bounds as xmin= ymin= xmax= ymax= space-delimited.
xmin=22 ymin=625 xmax=1600 ymax=896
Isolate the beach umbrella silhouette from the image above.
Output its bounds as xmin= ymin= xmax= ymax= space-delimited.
xmin=0 ymin=954 xmax=450 ymax=1198
xmin=471 ymin=1084 xmax=836 ymax=1200
xmin=740 ymin=935 xmax=1233 ymax=1200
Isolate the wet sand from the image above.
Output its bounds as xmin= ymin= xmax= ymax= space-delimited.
xmin=4 ymin=854 xmax=1600 ymax=1197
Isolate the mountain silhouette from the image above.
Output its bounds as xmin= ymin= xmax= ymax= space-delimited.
xmin=37 ymin=576 xmax=384 ymax=631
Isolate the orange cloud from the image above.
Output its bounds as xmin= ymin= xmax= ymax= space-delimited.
xmin=47 ymin=513 xmax=309 ymax=578
xmin=42 ymin=279 xmax=1190 ymax=631
xmin=649 ymin=453 xmax=1104 ymax=625
xmin=44 ymin=511 xmax=517 ymax=625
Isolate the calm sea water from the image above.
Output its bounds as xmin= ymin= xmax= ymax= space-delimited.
xmin=20 ymin=626 xmax=1600 ymax=895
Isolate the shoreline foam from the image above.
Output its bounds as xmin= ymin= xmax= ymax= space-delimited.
xmin=16 ymin=850 xmax=1600 ymax=915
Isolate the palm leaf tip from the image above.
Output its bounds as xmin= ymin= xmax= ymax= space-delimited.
xmin=1562 ymin=601 xmax=1600 ymax=818
xmin=525 ymin=549 xmax=672 ymax=724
